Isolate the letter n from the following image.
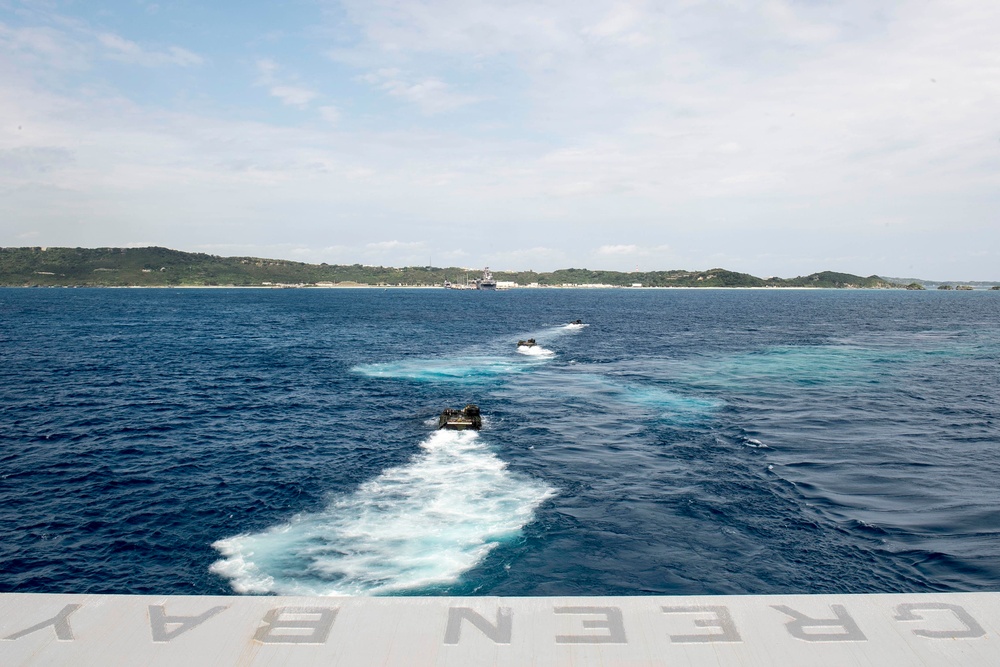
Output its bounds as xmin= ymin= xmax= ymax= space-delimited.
xmin=444 ymin=607 xmax=513 ymax=645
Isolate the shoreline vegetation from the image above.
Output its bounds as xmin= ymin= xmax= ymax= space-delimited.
xmin=0 ymin=246 xmax=990 ymax=289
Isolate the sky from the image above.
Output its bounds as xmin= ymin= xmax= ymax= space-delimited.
xmin=1 ymin=0 xmax=998 ymax=279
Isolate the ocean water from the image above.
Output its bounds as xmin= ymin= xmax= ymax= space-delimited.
xmin=1 ymin=287 xmax=998 ymax=596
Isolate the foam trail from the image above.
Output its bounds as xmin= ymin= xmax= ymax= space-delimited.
xmin=517 ymin=344 xmax=555 ymax=357
xmin=354 ymin=356 xmax=542 ymax=383
xmin=561 ymin=373 xmax=723 ymax=424
xmin=676 ymin=344 xmax=940 ymax=389
xmin=210 ymin=430 xmax=555 ymax=596
xmin=522 ymin=323 xmax=588 ymax=341
xmin=509 ymin=321 xmax=587 ymax=355
xmin=618 ymin=383 xmax=722 ymax=413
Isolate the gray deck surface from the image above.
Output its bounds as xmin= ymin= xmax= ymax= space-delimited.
xmin=2 ymin=592 xmax=997 ymax=665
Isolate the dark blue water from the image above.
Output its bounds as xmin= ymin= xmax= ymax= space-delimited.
xmin=1 ymin=288 xmax=998 ymax=596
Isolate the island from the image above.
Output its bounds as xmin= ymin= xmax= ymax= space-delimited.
xmin=0 ymin=246 xmax=952 ymax=289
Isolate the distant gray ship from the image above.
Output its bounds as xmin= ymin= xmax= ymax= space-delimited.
xmin=444 ymin=267 xmax=497 ymax=290
xmin=479 ymin=267 xmax=497 ymax=290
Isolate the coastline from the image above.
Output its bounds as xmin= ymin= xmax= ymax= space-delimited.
xmin=3 ymin=284 xmax=994 ymax=290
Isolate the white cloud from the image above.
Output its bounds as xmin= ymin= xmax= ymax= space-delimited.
xmin=597 ymin=243 xmax=671 ymax=258
xmin=319 ymin=105 xmax=340 ymax=123
xmin=254 ymin=59 xmax=320 ymax=108
xmin=598 ymin=244 xmax=638 ymax=255
xmin=0 ymin=23 xmax=89 ymax=70
xmin=0 ymin=21 xmax=202 ymax=70
xmin=0 ymin=147 xmax=75 ymax=179
xmin=256 ymin=58 xmax=279 ymax=81
xmin=336 ymin=0 xmax=590 ymax=58
xmin=581 ymin=3 xmax=648 ymax=46
xmin=269 ymin=85 xmax=318 ymax=108
xmin=761 ymin=0 xmax=841 ymax=45
xmin=360 ymin=68 xmax=482 ymax=113
xmin=346 ymin=167 xmax=375 ymax=179
xmin=492 ymin=246 xmax=568 ymax=268
xmin=97 ymin=32 xmax=203 ymax=67
xmin=366 ymin=240 xmax=426 ymax=250
xmin=4 ymin=1 xmax=1000 ymax=278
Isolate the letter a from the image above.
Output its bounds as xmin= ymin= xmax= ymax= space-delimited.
xmin=149 ymin=605 xmax=228 ymax=642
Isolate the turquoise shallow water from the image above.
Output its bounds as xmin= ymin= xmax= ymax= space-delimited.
xmin=1 ymin=288 xmax=998 ymax=595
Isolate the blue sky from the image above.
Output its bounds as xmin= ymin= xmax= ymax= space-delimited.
xmin=1 ymin=0 xmax=998 ymax=279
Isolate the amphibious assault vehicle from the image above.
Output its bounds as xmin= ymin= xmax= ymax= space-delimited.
xmin=438 ymin=404 xmax=482 ymax=430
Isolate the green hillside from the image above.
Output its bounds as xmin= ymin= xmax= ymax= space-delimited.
xmin=0 ymin=246 xmax=902 ymax=288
